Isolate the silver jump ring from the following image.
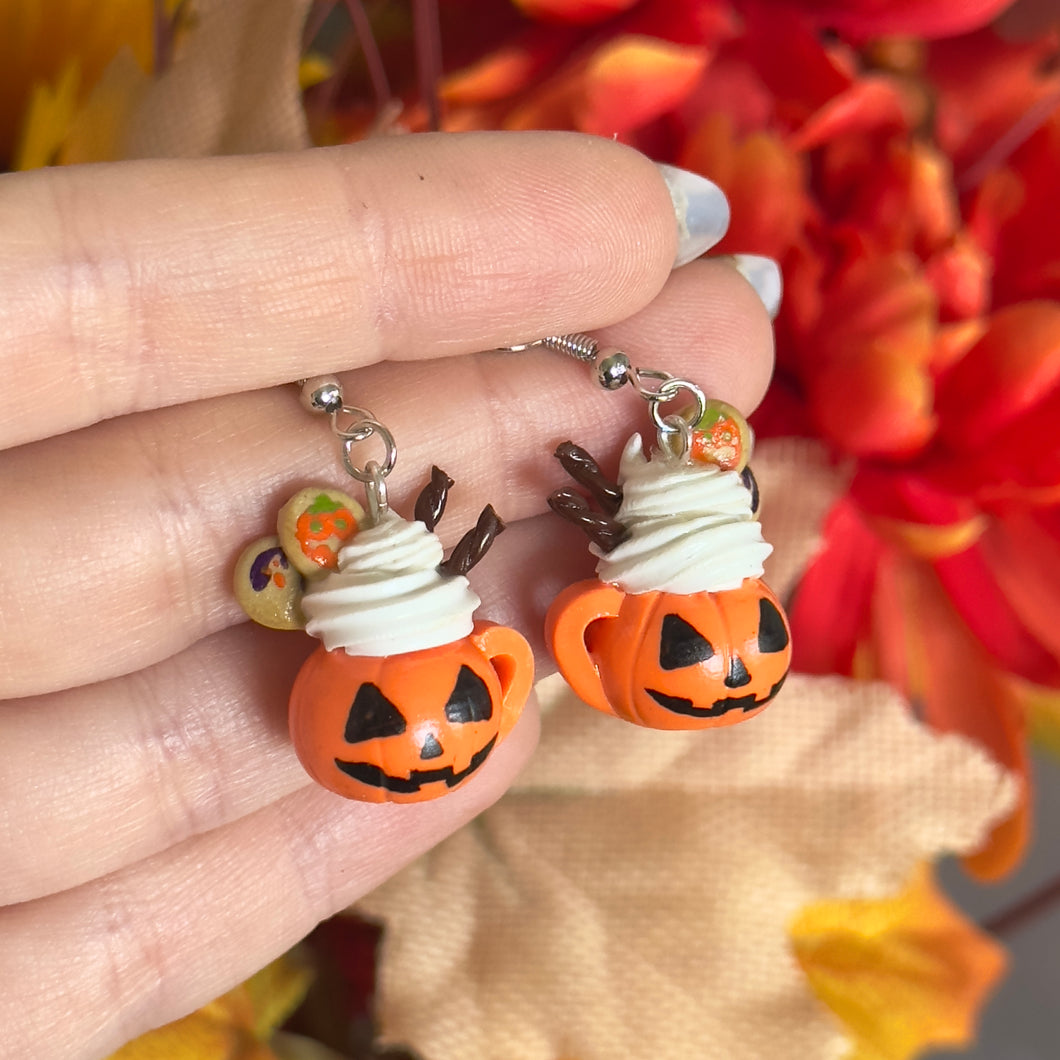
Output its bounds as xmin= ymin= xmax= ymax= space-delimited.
xmin=363 ymin=461 xmax=390 ymax=523
xmin=331 ymin=405 xmax=377 ymax=443
xmin=660 ymin=414 xmax=695 ymax=461
xmin=341 ymin=419 xmax=398 ymax=482
xmin=630 ymin=367 xmax=674 ymax=400
xmin=648 ymin=379 xmax=708 ymax=436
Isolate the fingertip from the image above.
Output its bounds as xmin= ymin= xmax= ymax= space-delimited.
xmin=595 ymin=257 xmax=776 ymax=416
xmin=479 ymin=131 xmax=680 ymax=333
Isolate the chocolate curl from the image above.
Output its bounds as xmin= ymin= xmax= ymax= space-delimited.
xmin=414 ymin=466 xmax=454 ymax=531
xmin=441 ymin=505 xmax=505 ymax=576
xmin=740 ymin=465 xmax=760 ymax=517
xmin=555 ymin=441 xmax=623 ymax=515
xmin=548 ymin=488 xmax=630 ymax=554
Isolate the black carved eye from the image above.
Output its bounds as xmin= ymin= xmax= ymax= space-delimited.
xmin=344 ymin=683 xmax=407 ymax=744
xmin=758 ymin=598 xmax=790 ymax=653
xmin=444 ymin=665 xmax=493 ymax=724
xmin=659 ymin=613 xmax=715 ymax=670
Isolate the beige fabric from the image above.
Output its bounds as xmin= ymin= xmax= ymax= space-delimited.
xmin=753 ymin=438 xmax=850 ymax=603
xmin=66 ymin=0 xmax=311 ymax=163
xmin=358 ymin=441 xmax=1016 ymax=1060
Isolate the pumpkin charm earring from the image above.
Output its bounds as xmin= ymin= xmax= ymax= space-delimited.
xmin=234 ymin=379 xmax=534 ymax=802
xmin=511 ymin=335 xmax=791 ymax=730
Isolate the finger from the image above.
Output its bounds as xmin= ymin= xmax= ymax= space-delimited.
xmin=0 ymin=624 xmax=309 ymax=905
xmin=0 ymin=131 xmax=688 ymax=449
xmin=1 ymin=505 xmax=586 ymax=904
xmin=0 ymin=704 xmax=539 ymax=1060
xmin=0 ymin=261 xmax=771 ymax=698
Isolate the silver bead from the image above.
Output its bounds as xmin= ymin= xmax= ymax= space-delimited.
xmin=595 ymin=349 xmax=632 ymax=391
xmin=299 ymin=376 xmax=344 ymax=414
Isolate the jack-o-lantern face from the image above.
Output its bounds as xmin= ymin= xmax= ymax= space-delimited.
xmin=289 ymin=621 xmax=533 ymax=803
xmin=547 ymin=578 xmax=791 ymax=730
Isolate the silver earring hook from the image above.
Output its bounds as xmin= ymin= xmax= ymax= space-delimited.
xmin=298 ymin=376 xmax=397 ymax=522
xmin=499 ymin=334 xmax=708 ymax=461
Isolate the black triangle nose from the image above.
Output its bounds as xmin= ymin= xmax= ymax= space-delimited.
xmin=725 ymin=656 xmax=752 ymax=689
xmin=419 ymin=732 xmax=444 ymax=760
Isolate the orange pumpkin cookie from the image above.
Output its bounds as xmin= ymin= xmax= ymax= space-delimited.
xmin=278 ymin=486 xmax=363 ymax=578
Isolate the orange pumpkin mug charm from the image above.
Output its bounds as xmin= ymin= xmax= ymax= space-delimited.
xmin=509 ymin=334 xmax=791 ymax=730
xmin=234 ymin=379 xmax=534 ymax=803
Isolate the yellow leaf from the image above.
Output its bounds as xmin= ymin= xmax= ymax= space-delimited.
xmin=107 ymin=954 xmax=312 ymax=1060
xmin=299 ymin=53 xmax=334 ymax=92
xmin=1019 ymin=679 xmax=1060 ymax=760
xmin=0 ymin=0 xmax=156 ymax=166
xmin=790 ymin=866 xmax=1006 ymax=1060
xmin=13 ymin=62 xmax=80 ymax=170
xmin=58 ymin=49 xmax=150 ymax=165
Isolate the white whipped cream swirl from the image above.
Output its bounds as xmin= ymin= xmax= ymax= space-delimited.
xmin=592 ymin=433 xmax=771 ymax=595
xmin=302 ymin=513 xmax=480 ymax=656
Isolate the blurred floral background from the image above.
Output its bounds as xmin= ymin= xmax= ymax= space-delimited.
xmin=8 ymin=0 xmax=1060 ymax=1056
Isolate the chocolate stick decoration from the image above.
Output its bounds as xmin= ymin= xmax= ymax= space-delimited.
xmin=414 ymin=465 xmax=454 ymax=531
xmin=554 ymin=441 xmax=623 ymax=516
xmin=548 ymin=488 xmax=630 ymax=553
xmin=441 ymin=505 xmax=505 ymax=576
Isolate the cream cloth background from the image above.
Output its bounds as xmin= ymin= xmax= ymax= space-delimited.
xmin=358 ymin=440 xmax=1017 ymax=1060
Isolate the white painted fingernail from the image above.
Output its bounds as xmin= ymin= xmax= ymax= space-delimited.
xmin=730 ymin=253 xmax=783 ymax=318
xmin=656 ymin=163 xmax=731 ymax=268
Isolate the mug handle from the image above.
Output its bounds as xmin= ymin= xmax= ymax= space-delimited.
xmin=544 ymin=579 xmax=625 ymax=718
xmin=470 ymin=621 xmax=535 ymax=740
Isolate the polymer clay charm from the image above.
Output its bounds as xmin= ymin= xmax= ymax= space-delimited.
xmin=235 ymin=380 xmax=534 ymax=803
xmin=277 ymin=486 xmax=363 ymax=577
xmin=510 ymin=334 xmax=791 ymax=731
xmin=233 ymin=535 xmax=306 ymax=630
xmin=289 ymin=490 xmax=533 ymax=803
xmin=546 ymin=432 xmax=790 ymax=730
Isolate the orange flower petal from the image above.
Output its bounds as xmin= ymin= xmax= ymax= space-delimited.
xmin=934 ymin=301 xmax=1060 ymax=452
xmin=788 ymin=498 xmax=881 ymax=676
xmin=820 ymin=141 xmax=959 ymax=259
xmin=812 ymin=255 xmax=937 ymax=370
xmin=788 ymin=75 xmax=910 ymax=152
xmin=513 ymin=0 xmax=639 ymax=25
xmin=930 ymin=318 xmax=989 ymax=376
xmin=784 ymin=0 xmax=1019 ymax=39
xmin=441 ymin=28 xmax=573 ymax=105
xmin=682 ymin=119 xmax=808 ymax=259
xmin=977 ymin=511 xmax=1060 ymax=666
xmin=935 ymin=544 xmax=1060 ymax=687
xmin=929 ymin=27 xmax=1060 ymax=173
xmin=791 ymin=865 xmax=1007 ymax=1060
xmin=924 ymin=235 xmax=992 ymax=322
xmin=870 ymin=551 xmax=1030 ymax=879
xmin=575 ymin=35 xmax=709 ymax=135
xmin=808 ymin=348 xmax=936 ymax=458
xmin=739 ymin=2 xmax=855 ymax=109
xmin=990 ymin=112 xmax=1060 ymax=307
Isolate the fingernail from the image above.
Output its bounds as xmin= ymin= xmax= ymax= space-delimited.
xmin=655 ymin=163 xmax=731 ymax=268
xmin=730 ymin=253 xmax=783 ymax=319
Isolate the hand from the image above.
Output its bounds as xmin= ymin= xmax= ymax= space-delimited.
xmin=0 ymin=131 xmax=774 ymax=1058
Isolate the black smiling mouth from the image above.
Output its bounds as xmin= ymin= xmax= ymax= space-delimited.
xmin=335 ymin=735 xmax=498 ymax=793
xmin=645 ymin=675 xmax=787 ymax=718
